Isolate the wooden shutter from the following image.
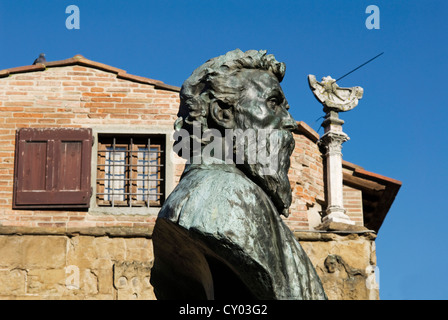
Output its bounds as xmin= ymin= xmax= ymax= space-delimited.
xmin=13 ymin=128 xmax=93 ymax=209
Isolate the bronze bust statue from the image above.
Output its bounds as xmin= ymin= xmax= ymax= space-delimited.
xmin=151 ymin=49 xmax=327 ymax=300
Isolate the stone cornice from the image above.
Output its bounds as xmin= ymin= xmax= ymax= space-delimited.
xmin=0 ymin=225 xmax=376 ymax=242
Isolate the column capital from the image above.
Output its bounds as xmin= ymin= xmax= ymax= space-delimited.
xmin=318 ymin=131 xmax=349 ymax=156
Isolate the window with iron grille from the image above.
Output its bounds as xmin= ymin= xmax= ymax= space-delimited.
xmin=96 ymin=135 xmax=165 ymax=207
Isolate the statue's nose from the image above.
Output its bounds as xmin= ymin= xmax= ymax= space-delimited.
xmin=281 ymin=110 xmax=298 ymax=132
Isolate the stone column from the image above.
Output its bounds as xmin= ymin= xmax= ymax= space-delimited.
xmin=307 ymin=75 xmax=364 ymax=229
xmin=319 ymin=111 xmax=354 ymax=226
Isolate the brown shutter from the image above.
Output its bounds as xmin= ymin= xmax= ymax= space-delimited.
xmin=13 ymin=128 xmax=93 ymax=209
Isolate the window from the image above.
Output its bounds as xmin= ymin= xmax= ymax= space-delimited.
xmin=96 ymin=135 xmax=165 ymax=208
xmin=13 ymin=128 xmax=93 ymax=209
xmin=13 ymin=128 xmax=169 ymax=212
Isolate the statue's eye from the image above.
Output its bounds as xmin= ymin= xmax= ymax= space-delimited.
xmin=267 ymin=96 xmax=283 ymax=110
xmin=267 ymin=97 xmax=280 ymax=109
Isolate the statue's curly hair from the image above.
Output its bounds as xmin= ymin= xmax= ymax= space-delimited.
xmin=174 ymin=49 xmax=286 ymax=135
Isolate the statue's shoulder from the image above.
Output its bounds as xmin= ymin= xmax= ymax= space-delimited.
xmin=180 ymin=165 xmax=261 ymax=200
xmin=159 ymin=165 xmax=268 ymax=222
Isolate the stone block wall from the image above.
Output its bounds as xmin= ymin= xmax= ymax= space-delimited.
xmin=0 ymin=230 xmax=377 ymax=300
xmin=298 ymin=232 xmax=379 ymax=300
xmin=0 ymin=233 xmax=154 ymax=299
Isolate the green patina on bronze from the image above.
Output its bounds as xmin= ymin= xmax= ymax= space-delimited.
xmin=151 ymin=49 xmax=327 ymax=300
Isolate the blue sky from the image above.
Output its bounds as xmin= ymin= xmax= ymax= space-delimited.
xmin=1 ymin=0 xmax=447 ymax=300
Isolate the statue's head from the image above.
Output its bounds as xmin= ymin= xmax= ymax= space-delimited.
xmin=174 ymin=49 xmax=298 ymax=216
xmin=176 ymin=49 xmax=296 ymax=133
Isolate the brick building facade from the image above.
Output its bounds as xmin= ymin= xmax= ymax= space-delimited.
xmin=0 ymin=56 xmax=401 ymax=299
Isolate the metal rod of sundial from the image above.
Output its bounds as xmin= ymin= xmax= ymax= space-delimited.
xmin=336 ymin=52 xmax=384 ymax=82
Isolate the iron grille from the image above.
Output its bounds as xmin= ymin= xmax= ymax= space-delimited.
xmin=96 ymin=135 xmax=164 ymax=207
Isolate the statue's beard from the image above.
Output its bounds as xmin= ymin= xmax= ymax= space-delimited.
xmin=236 ymin=129 xmax=295 ymax=217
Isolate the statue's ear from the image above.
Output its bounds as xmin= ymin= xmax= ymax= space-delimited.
xmin=210 ymin=100 xmax=235 ymax=129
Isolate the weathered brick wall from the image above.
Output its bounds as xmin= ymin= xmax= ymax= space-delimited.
xmin=0 ymin=64 xmax=183 ymax=230
xmin=343 ymin=185 xmax=364 ymax=226
xmin=0 ymin=66 xmax=179 ymax=127
xmin=286 ymin=124 xmax=325 ymax=230
xmin=0 ymin=63 xmax=333 ymax=232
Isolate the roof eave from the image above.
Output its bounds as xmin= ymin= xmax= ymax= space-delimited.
xmin=0 ymin=54 xmax=181 ymax=92
xmin=342 ymin=161 xmax=402 ymax=233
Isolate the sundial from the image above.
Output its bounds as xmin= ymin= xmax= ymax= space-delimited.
xmin=308 ymin=75 xmax=363 ymax=113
